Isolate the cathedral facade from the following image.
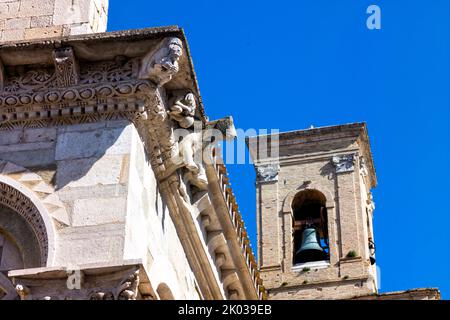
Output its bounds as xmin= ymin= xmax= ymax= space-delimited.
xmin=0 ymin=0 xmax=440 ymax=300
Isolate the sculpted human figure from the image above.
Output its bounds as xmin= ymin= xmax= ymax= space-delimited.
xmin=139 ymin=37 xmax=183 ymax=85
xmin=169 ymin=93 xmax=196 ymax=128
xmin=177 ymin=117 xmax=237 ymax=191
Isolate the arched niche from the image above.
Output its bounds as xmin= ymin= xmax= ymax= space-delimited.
xmin=0 ymin=175 xmax=55 ymax=267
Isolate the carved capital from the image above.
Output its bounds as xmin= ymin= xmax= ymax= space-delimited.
xmin=332 ymin=154 xmax=355 ymax=173
xmin=256 ymin=164 xmax=279 ymax=183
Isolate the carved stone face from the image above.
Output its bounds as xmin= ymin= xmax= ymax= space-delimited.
xmin=168 ymin=39 xmax=183 ymax=60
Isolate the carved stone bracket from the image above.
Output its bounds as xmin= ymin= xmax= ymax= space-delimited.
xmin=332 ymin=154 xmax=355 ymax=173
xmin=53 ymin=47 xmax=79 ymax=87
xmin=256 ymin=164 xmax=280 ymax=183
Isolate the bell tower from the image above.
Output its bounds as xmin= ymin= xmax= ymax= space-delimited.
xmin=247 ymin=123 xmax=378 ymax=300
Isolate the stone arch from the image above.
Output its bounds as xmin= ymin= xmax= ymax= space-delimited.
xmin=0 ymin=174 xmax=56 ymax=266
xmin=156 ymin=283 xmax=175 ymax=300
xmin=282 ymin=185 xmax=335 ymax=216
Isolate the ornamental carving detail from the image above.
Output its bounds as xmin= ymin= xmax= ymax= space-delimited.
xmin=139 ymin=37 xmax=183 ymax=85
xmin=0 ymin=182 xmax=48 ymax=266
xmin=53 ymin=47 xmax=79 ymax=87
xmin=256 ymin=164 xmax=280 ymax=183
xmin=332 ymin=154 xmax=355 ymax=173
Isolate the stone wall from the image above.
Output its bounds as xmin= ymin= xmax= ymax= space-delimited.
xmin=0 ymin=120 xmax=200 ymax=300
xmin=0 ymin=0 xmax=108 ymax=42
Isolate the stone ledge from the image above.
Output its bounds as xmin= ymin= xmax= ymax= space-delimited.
xmin=351 ymin=288 xmax=441 ymax=300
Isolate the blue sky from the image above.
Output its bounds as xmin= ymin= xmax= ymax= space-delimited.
xmin=108 ymin=0 xmax=450 ymax=299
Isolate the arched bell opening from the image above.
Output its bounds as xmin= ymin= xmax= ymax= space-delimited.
xmin=292 ymin=189 xmax=330 ymax=265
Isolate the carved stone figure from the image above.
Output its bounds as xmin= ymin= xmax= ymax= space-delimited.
xmin=177 ymin=117 xmax=237 ymax=190
xmin=139 ymin=37 xmax=183 ymax=85
xmin=169 ymin=92 xmax=196 ymax=128
xmin=15 ymin=284 xmax=30 ymax=300
xmin=117 ymin=270 xmax=140 ymax=300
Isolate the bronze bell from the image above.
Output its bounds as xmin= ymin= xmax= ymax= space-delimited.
xmin=295 ymin=227 xmax=327 ymax=263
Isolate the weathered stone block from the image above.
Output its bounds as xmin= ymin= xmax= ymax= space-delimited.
xmin=0 ymin=148 xmax=55 ymax=167
xmin=17 ymin=0 xmax=55 ymax=18
xmin=54 ymin=223 xmax=125 ymax=265
xmin=30 ymin=15 xmax=53 ymax=28
xmin=55 ymin=125 xmax=133 ymax=160
xmin=72 ymin=197 xmax=126 ymax=227
xmin=1 ymin=28 xmax=25 ymax=42
xmin=53 ymin=0 xmax=93 ymax=26
xmin=56 ymin=155 xmax=125 ymax=188
xmin=0 ymin=130 xmax=22 ymax=145
xmin=5 ymin=17 xmax=31 ymax=29
xmin=23 ymin=25 xmax=63 ymax=39
xmin=23 ymin=128 xmax=57 ymax=143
